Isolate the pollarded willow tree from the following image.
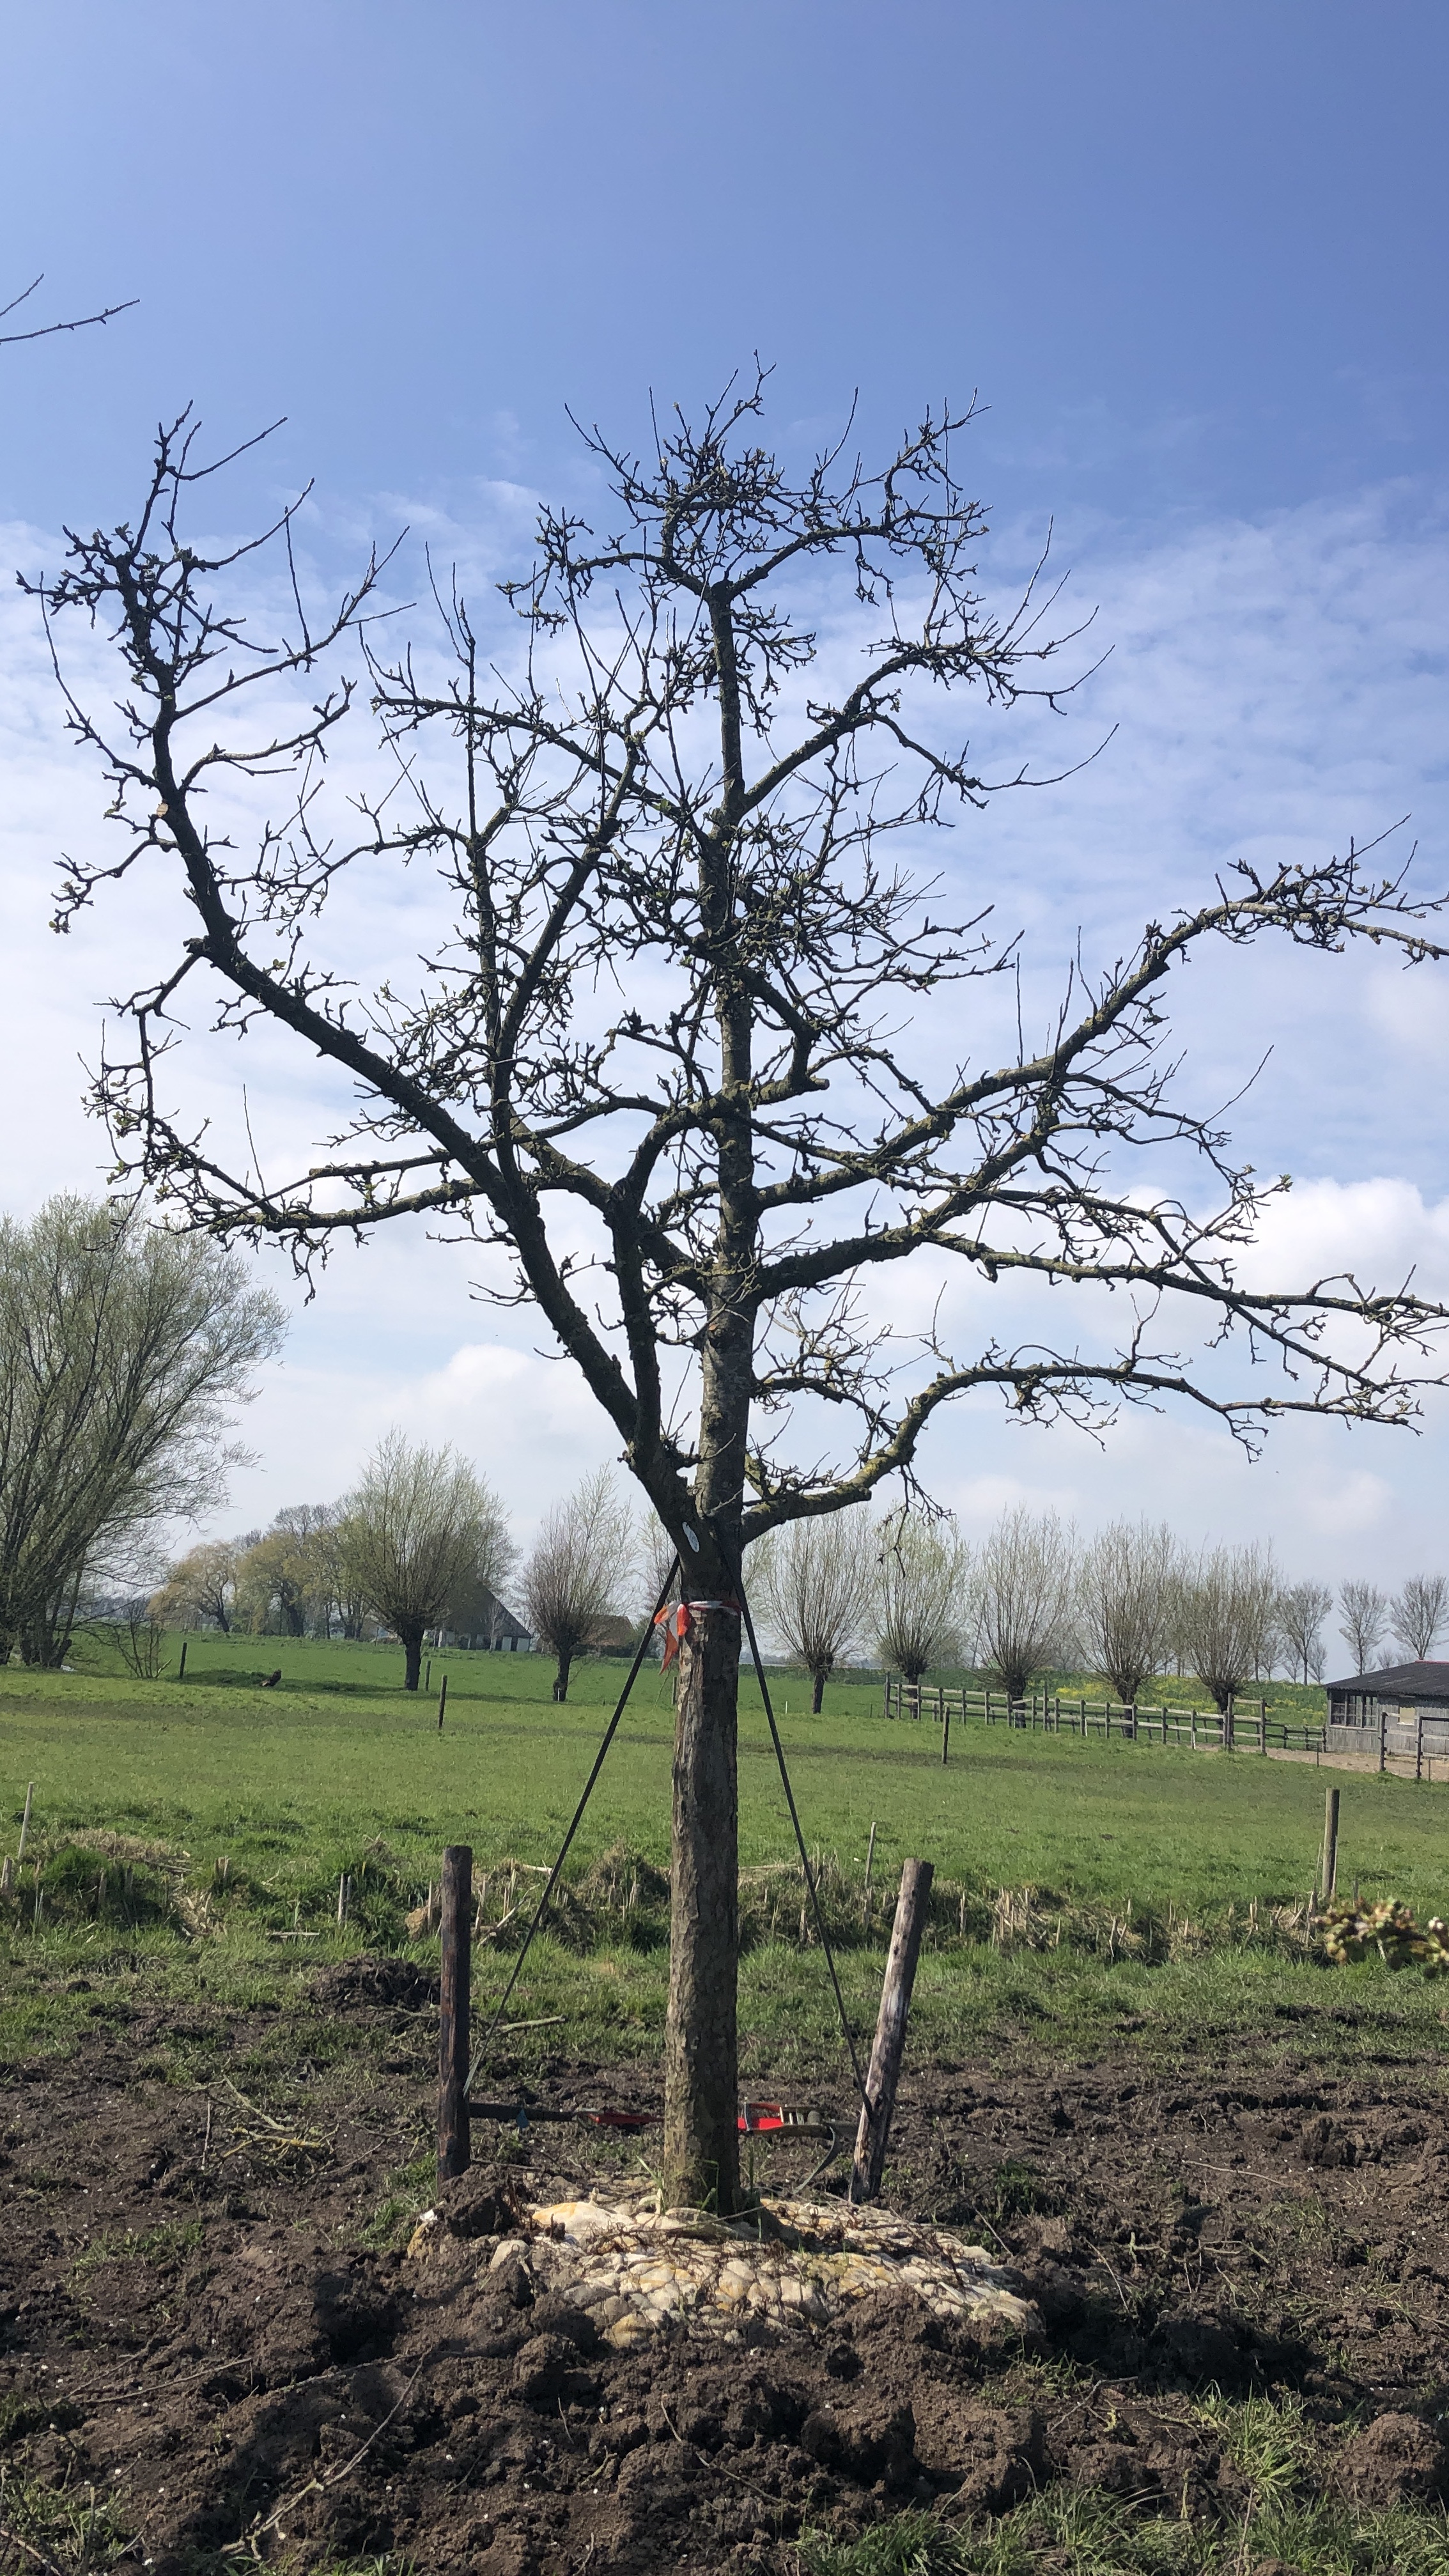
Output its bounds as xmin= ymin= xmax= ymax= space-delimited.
xmin=31 ymin=377 xmax=1449 ymax=2208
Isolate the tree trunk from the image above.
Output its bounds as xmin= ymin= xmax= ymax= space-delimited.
xmin=657 ymin=588 xmax=754 ymax=2215
xmin=663 ymin=1602 xmax=740 ymax=2212
xmin=811 ymin=1666 xmax=826 ymax=1714
xmin=401 ymin=1626 xmax=422 ymax=1690
xmin=554 ymin=1651 xmax=572 ymax=1702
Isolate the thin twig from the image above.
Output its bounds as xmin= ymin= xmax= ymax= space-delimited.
xmin=0 ymin=2517 xmax=68 ymax=2576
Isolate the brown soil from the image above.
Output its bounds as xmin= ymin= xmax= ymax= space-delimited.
xmin=4 ymin=1960 xmax=1449 ymax=2571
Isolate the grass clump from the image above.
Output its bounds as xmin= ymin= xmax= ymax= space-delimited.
xmin=796 ymin=2487 xmax=1449 ymax=2573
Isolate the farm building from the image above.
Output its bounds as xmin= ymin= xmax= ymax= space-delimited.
xmin=1326 ymin=1661 xmax=1449 ymax=1760
xmin=438 ymin=1588 xmax=532 ymax=1651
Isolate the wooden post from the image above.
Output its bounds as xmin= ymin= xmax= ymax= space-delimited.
xmin=425 ymin=1656 xmax=432 ymax=1694
xmin=1379 ymin=1703 xmax=1387 ymax=1774
xmin=438 ymin=1844 xmax=472 ymax=2185
xmin=941 ymin=1695 xmax=950 ymax=1764
xmin=437 ymin=1673 xmax=448 ymax=1731
xmin=1417 ymin=1714 xmax=1424 ymax=1783
xmin=849 ymin=1858 xmax=934 ymax=2204
xmin=178 ymin=1638 xmax=188 ymax=1682
xmin=1321 ymin=1787 xmax=1340 ymax=1904
xmin=336 ymin=1872 xmax=351 ymax=1925
xmin=17 ymin=1783 xmax=33 ymax=1861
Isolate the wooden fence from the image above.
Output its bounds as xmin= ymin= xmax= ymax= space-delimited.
xmin=881 ymin=1674 xmax=1327 ymax=1757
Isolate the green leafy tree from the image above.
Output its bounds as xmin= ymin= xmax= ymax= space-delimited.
xmin=0 ymin=1196 xmax=283 ymax=1665
xmin=148 ymin=1537 xmax=239 ymax=1631
xmin=344 ymin=1432 xmax=511 ymax=1688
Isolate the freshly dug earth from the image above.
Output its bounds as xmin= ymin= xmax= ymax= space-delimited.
xmin=4 ymin=1960 xmax=1449 ymax=2572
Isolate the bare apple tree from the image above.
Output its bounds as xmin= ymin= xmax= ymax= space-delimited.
xmin=30 ymin=378 xmax=1449 ymax=2208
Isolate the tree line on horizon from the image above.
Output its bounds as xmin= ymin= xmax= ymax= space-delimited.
xmin=153 ymin=1472 xmax=1448 ymax=1718
xmin=2 ymin=1195 xmax=1443 ymax=1708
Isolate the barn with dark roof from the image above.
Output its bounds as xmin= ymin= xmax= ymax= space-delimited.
xmin=1326 ymin=1661 xmax=1449 ymax=1760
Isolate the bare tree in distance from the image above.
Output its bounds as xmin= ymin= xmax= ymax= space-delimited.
xmin=1176 ymin=1542 xmax=1280 ymax=1714
xmin=1276 ymin=1579 xmax=1333 ymax=1686
xmin=971 ymin=1508 xmax=1076 ymax=1702
xmin=754 ymin=1510 xmax=878 ymax=1711
xmin=0 ymin=1195 xmax=283 ymax=1666
xmin=344 ymin=1432 xmax=510 ymax=1689
xmin=1076 ymin=1519 xmax=1180 ymax=1706
xmin=875 ymin=1509 xmax=967 ymax=1686
xmin=523 ymin=1467 xmax=633 ymax=1701
xmin=148 ymin=1537 xmax=239 ymax=1632
xmin=1390 ymin=1574 xmax=1449 ymax=1663
xmin=1338 ymin=1581 xmax=1390 ymax=1675
xmin=34 ymin=381 xmax=1449 ymax=2210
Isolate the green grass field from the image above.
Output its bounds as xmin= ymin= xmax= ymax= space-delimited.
xmin=6 ymin=1637 xmax=1449 ymax=2576
xmin=3 ymin=1633 xmax=1448 ymax=2086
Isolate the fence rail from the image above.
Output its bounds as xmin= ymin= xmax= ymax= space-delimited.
xmin=881 ymin=1673 xmax=1328 ymax=1757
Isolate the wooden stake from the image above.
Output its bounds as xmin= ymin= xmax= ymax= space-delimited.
xmin=336 ymin=1872 xmax=351 ymax=1925
xmin=849 ymin=1857 xmax=934 ymax=2204
xmin=941 ymin=1696 xmax=950 ymax=1764
xmin=0 ymin=1856 xmax=12 ymax=1897
xmin=178 ymin=1639 xmax=188 ymax=1681
xmin=437 ymin=1674 xmax=448 ymax=1731
xmin=438 ymin=1844 xmax=472 ymax=2184
xmin=1321 ymin=1787 xmax=1340 ymax=1904
xmin=18 ymin=1782 xmax=33 ymax=1860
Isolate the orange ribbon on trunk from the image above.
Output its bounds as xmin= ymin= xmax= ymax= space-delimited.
xmin=653 ymin=1596 xmax=743 ymax=1669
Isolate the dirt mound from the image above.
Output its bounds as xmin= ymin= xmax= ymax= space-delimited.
xmin=8 ymin=1999 xmax=1449 ymax=2570
xmin=311 ymin=1950 xmax=438 ymax=2011
xmin=1338 ymin=2410 xmax=1449 ymax=2505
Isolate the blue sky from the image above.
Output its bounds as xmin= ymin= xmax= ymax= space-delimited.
xmin=3 ymin=1 xmax=1448 ymax=1594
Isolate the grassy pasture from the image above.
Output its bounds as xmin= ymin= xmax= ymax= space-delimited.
xmin=6 ymin=1641 xmax=1449 ymax=2576
xmin=0 ymin=1629 xmax=1429 ymax=1911
xmin=3 ymin=1634 xmax=1448 ymax=2084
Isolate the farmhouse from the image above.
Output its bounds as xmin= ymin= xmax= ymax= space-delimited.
xmin=441 ymin=1588 xmax=532 ymax=1652
xmin=1326 ymin=1661 xmax=1449 ymax=1760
